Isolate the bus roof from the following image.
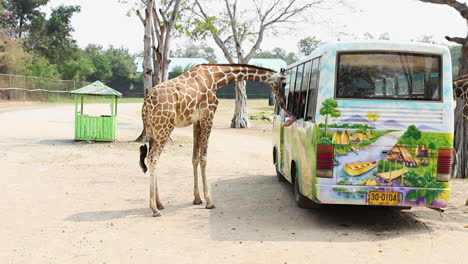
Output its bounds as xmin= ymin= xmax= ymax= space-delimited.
xmin=287 ymin=41 xmax=450 ymax=69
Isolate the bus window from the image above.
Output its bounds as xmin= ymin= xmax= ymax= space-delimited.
xmin=299 ymin=61 xmax=313 ymax=118
xmin=286 ymin=67 xmax=297 ymax=112
xmin=305 ymin=58 xmax=321 ymax=121
xmin=293 ymin=64 xmax=305 ymax=117
xmin=336 ymin=52 xmax=441 ymax=101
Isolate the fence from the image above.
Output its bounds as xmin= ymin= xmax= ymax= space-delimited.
xmin=0 ymin=74 xmax=89 ymax=101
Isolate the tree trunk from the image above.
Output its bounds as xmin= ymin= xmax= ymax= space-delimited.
xmin=453 ymin=99 xmax=467 ymax=178
xmin=142 ymin=1 xmax=154 ymax=95
xmin=230 ymin=81 xmax=250 ymax=128
xmin=136 ymin=0 xmax=154 ymax=142
xmin=459 ymin=39 xmax=468 ymax=76
xmin=453 ymin=39 xmax=468 ymax=178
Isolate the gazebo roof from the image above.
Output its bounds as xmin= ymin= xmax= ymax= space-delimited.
xmin=70 ymin=81 xmax=122 ymax=97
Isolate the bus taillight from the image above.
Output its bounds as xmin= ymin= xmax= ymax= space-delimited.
xmin=317 ymin=144 xmax=334 ymax=178
xmin=437 ymin=148 xmax=453 ymax=182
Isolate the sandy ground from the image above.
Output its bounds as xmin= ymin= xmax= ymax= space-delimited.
xmin=0 ymin=101 xmax=468 ymax=264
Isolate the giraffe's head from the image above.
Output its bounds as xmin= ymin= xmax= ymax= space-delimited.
xmin=267 ymin=69 xmax=288 ymax=111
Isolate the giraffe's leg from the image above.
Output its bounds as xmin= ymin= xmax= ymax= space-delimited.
xmin=199 ymin=118 xmax=215 ymax=209
xmin=147 ymin=120 xmax=175 ymax=216
xmin=192 ymin=122 xmax=203 ymax=205
xmin=148 ymin=143 xmax=162 ymax=217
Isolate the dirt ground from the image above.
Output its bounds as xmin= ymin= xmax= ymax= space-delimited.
xmin=1 ymin=100 xmax=467 ymax=264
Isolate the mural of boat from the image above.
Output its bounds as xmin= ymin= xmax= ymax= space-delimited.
xmin=376 ymin=168 xmax=409 ymax=181
xmin=344 ymin=161 xmax=378 ymax=176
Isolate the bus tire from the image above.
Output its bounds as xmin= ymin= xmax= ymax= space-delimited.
xmin=292 ymin=163 xmax=309 ymax=208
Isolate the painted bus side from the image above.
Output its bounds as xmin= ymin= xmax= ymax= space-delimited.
xmin=273 ymin=41 xmax=454 ymax=208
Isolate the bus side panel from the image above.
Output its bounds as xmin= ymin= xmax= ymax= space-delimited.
xmin=281 ymin=120 xmax=320 ymax=200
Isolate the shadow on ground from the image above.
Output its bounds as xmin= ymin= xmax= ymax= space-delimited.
xmin=209 ymin=175 xmax=439 ymax=242
xmin=65 ymin=208 xmax=149 ymax=222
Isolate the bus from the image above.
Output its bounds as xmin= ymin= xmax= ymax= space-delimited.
xmin=272 ymin=41 xmax=454 ymax=209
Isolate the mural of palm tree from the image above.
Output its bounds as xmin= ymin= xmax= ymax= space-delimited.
xmin=320 ymin=99 xmax=341 ymax=138
xmin=366 ymin=113 xmax=380 ymax=135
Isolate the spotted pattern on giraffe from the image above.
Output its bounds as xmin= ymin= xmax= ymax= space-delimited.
xmin=139 ymin=63 xmax=293 ymax=217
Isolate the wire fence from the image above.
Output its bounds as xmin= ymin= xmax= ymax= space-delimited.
xmin=0 ymin=74 xmax=89 ymax=102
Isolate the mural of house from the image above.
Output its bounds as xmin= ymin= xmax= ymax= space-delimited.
xmin=387 ymin=145 xmax=418 ymax=167
xmin=332 ymin=131 xmax=341 ymax=144
xmin=416 ymin=145 xmax=429 ymax=157
xmin=349 ymin=132 xmax=369 ymax=143
xmin=332 ymin=130 xmax=350 ymax=145
xmin=341 ymin=131 xmax=350 ymax=145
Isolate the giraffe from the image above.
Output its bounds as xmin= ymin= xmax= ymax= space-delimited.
xmin=139 ymin=64 xmax=295 ymax=217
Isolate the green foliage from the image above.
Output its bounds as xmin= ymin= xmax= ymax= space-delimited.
xmin=58 ymin=47 xmax=94 ymax=81
xmin=404 ymin=171 xmax=448 ymax=204
xmin=25 ymin=54 xmax=59 ymax=78
xmin=403 ymin=125 xmax=421 ymax=140
xmin=172 ymin=42 xmax=216 ymax=62
xmin=318 ymin=123 xmax=375 ymax=129
xmin=254 ymin=47 xmax=298 ymax=64
xmin=2 ymin=0 xmax=49 ymax=37
xmin=320 ymin=98 xmax=341 ymax=118
xmin=83 ymin=44 xmax=112 ymax=81
xmin=26 ymin=5 xmax=81 ymax=64
xmin=398 ymin=131 xmax=452 ymax=149
xmin=0 ymin=32 xmax=29 ymax=74
xmin=188 ymin=16 xmax=219 ymax=39
xmin=297 ymin=36 xmax=323 ymax=57
xmin=169 ymin=64 xmax=194 ymax=79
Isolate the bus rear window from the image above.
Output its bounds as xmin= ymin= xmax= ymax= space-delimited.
xmin=336 ymin=52 xmax=442 ymax=101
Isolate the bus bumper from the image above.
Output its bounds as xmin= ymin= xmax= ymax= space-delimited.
xmin=314 ymin=184 xmax=450 ymax=208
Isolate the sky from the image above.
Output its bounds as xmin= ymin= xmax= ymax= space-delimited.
xmin=46 ymin=0 xmax=466 ymax=58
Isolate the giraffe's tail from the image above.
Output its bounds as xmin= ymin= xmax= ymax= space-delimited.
xmin=139 ymin=144 xmax=148 ymax=173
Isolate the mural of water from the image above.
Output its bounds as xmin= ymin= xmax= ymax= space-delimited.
xmin=335 ymin=131 xmax=404 ymax=185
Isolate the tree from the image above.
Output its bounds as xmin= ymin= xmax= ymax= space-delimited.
xmin=298 ymin=36 xmax=323 ymax=57
xmin=254 ymin=47 xmax=298 ymax=64
xmin=121 ymin=0 xmax=182 ymax=141
xmin=366 ymin=112 xmax=379 ymax=135
xmin=83 ymin=44 xmax=113 ymax=82
xmin=133 ymin=0 xmax=182 ymax=91
xmin=403 ymin=125 xmax=421 ymax=141
xmin=2 ymin=0 xmax=49 ymax=38
xmin=416 ymin=1 xmax=468 ymax=179
xmin=23 ymin=4 xmax=81 ymax=67
xmin=25 ymin=54 xmax=59 ymax=78
xmin=172 ymin=42 xmax=216 ymax=62
xmin=191 ymin=0 xmax=338 ymax=128
xmin=0 ymin=32 xmax=29 ymax=74
xmin=417 ymin=0 xmax=468 ymax=75
xmin=319 ymin=98 xmax=341 ymax=137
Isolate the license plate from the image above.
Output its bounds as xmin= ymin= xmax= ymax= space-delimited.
xmin=367 ymin=191 xmax=401 ymax=206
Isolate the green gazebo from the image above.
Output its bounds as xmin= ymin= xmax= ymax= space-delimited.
xmin=70 ymin=81 xmax=122 ymax=141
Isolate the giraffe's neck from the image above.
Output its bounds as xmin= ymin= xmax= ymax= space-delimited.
xmin=197 ymin=64 xmax=276 ymax=93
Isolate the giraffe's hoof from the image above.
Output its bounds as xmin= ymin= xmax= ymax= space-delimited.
xmin=152 ymin=212 xmax=162 ymax=217
xmin=193 ymin=199 xmax=203 ymax=205
xmin=157 ymin=204 xmax=165 ymax=210
xmin=205 ymin=203 xmax=216 ymax=209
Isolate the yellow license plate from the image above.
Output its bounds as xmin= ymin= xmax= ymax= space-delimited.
xmin=368 ymin=191 xmax=401 ymax=206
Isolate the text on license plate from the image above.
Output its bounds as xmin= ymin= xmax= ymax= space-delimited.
xmin=367 ymin=191 xmax=402 ymax=206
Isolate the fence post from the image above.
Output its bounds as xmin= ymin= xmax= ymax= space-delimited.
xmin=23 ymin=76 xmax=26 ymax=101
xmin=8 ymin=74 xmax=12 ymax=100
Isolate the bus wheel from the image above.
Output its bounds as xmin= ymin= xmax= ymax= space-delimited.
xmin=292 ymin=165 xmax=309 ymax=208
